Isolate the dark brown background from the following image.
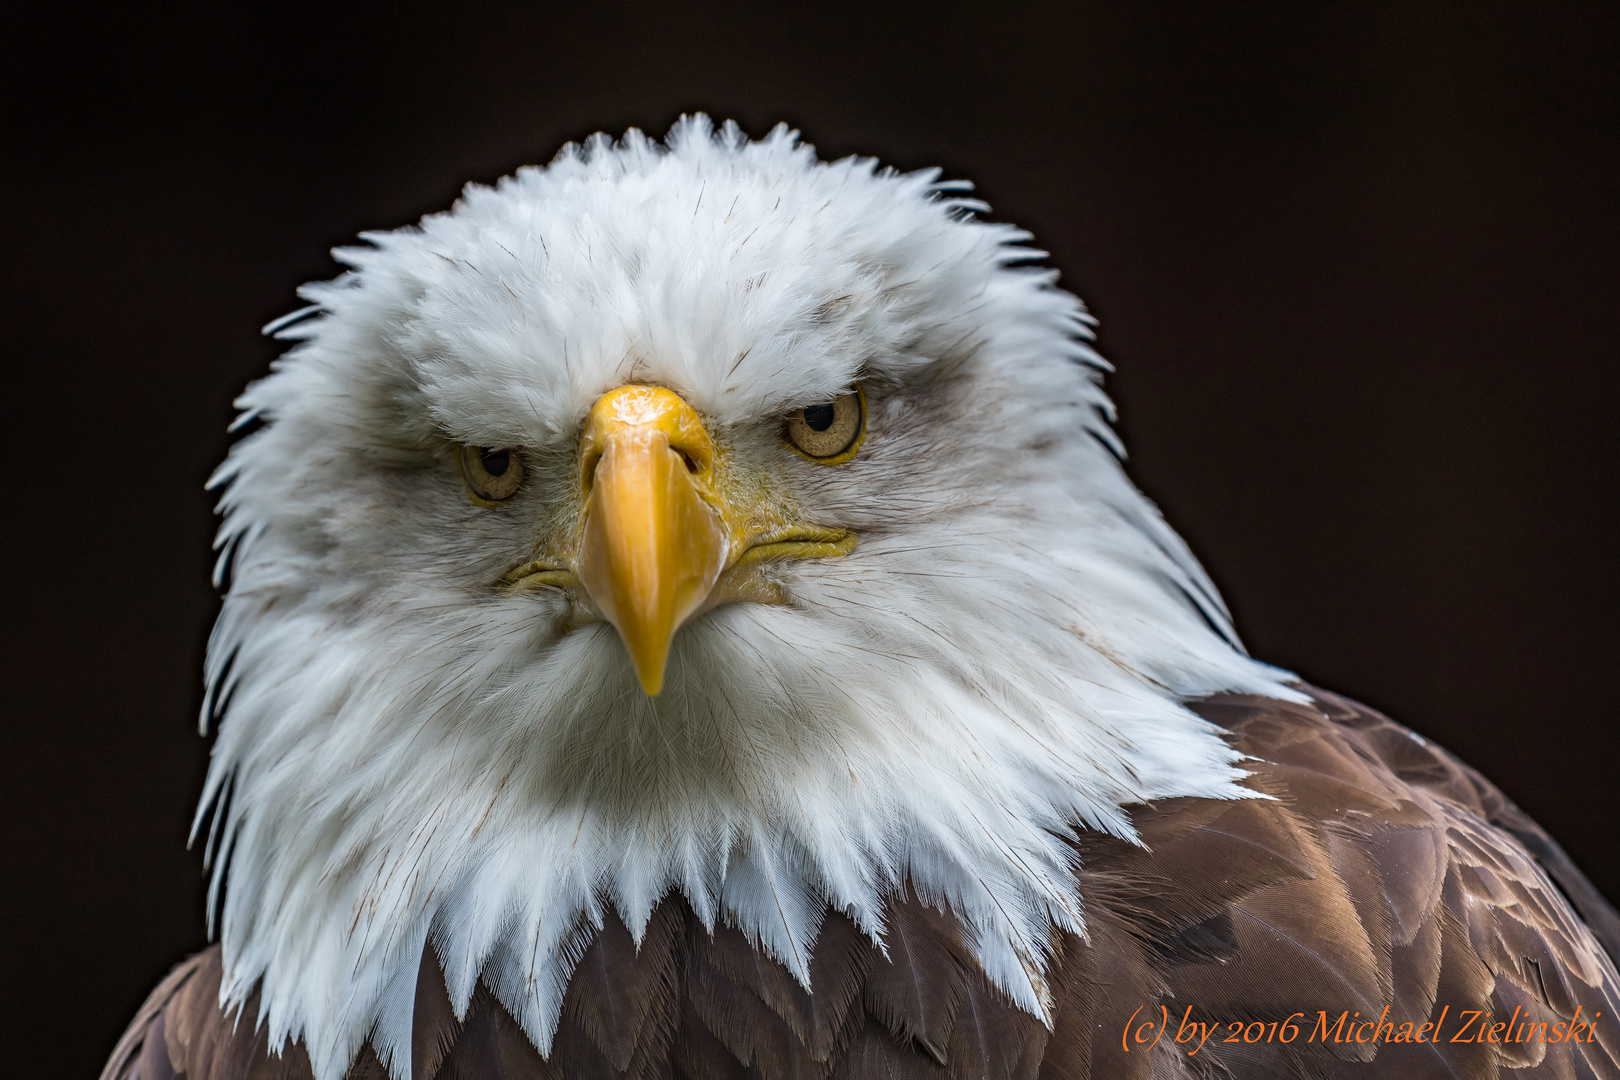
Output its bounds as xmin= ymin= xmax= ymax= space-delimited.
xmin=3 ymin=2 xmax=1616 ymax=1076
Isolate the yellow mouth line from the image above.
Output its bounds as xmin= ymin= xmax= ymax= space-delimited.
xmin=733 ymin=526 xmax=857 ymax=566
xmin=501 ymin=528 xmax=854 ymax=591
xmin=501 ymin=565 xmax=580 ymax=591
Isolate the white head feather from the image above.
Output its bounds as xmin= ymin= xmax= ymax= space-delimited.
xmin=197 ymin=116 xmax=1297 ymax=1080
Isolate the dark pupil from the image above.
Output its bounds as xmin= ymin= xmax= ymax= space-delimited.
xmin=803 ymin=403 xmax=836 ymax=432
xmin=479 ymin=448 xmax=510 ymax=477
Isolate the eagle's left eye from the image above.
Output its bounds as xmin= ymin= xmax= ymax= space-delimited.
xmin=460 ymin=445 xmax=525 ymax=505
xmin=785 ymin=388 xmax=864 ymax=463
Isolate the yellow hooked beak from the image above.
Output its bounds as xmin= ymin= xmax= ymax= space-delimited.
xmin=574 ymin=386 xmax=729 ymax=696
xmin=500 ymin=383 xmax=858 ymax=695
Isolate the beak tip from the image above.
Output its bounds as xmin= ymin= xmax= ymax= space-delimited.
xmin=636 ymin=663 xmax=666 ymax=697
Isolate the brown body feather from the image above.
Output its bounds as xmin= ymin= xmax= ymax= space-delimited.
xmin=103 ymin=690 xmax=1620 ymax=1080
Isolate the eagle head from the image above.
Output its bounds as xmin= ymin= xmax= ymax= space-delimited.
xmin=200 ymin=116 xmax=1293 ymax=1078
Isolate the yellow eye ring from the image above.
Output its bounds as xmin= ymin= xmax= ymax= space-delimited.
xmin=459 ymin=444 xmax=524 ymax=505
xmin=785 ymin=384 xmax=865 ymax=465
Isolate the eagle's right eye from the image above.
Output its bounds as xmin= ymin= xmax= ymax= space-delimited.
xmin=460 ymin=444 xmax=525 ymax=505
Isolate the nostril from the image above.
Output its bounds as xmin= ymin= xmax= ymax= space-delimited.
xmin=581 ymin=450 xmax=603 ymax=495
xmin=681 ymin=450 xmax=699 ymax=474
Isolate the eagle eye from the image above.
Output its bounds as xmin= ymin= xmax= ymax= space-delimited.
xmin=460 ymin=444 xmax=525 ymax=504
xmin=785 ymin=388 xmax=864 ymax=463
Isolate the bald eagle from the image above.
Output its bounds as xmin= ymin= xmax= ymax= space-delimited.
xmin=104 ymin=118 xmax=1620 ymax=1080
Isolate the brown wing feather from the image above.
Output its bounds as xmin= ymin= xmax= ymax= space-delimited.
xmin=669 ymin=993 xmax=754 ymax=1080
xmin=102 ymin=688 xmax=1620 ymax=1080
xmin=685 ymin=948 xmax=821 ymax=1080
xmin=411 ymin=945 xmax=462 ymax=1080
xmin=834 ymin=1016 xmax=952 ymax=1080
xmin=100 ymin=947 xmax=316 ymax=1080
xmin=559 ymin=903 xmax=684 ymax=1073
xmin=943 ymin=970 xmax=1047 ymax=1080
xmin=1038 ymin=907 xmax=1164 ymax=1080
xmin=1172 ymin=690 xmax=1620 ymax=1078
xmin=102 ymin=950 xmax=202 ymax=1080
xmin=862 ymin=895 xmax=973 ymax=1062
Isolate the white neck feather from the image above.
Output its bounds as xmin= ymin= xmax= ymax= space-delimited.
xmin=200 ymin=492 xmax=1296 ymax=1080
